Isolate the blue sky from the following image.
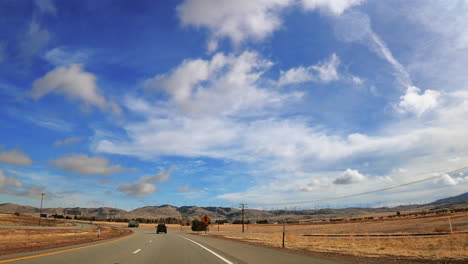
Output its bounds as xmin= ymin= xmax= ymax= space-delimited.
xmin=1 ymin=0 xmax=468 ymax=211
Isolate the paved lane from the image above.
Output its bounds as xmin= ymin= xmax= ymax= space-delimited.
xmin=0 ymin=227 xmax=347 ymax=264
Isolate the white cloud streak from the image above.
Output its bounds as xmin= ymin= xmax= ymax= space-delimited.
xmin=20 ymin=21 xmax=49 ymax=60
xmin=53 ymin=137 xmax=84 ymax=147
xmin=118 ymin=168 xmax=174 ymax=197
xmin=51 ymin=154 xmax=125 ymax=176
xmin=301 ymin=0 xmax=364 ymax=15
xmin=34 ymin=0 xmax=56 ymax=15
xmin=0 ymin=149 xmax=33 ymax=166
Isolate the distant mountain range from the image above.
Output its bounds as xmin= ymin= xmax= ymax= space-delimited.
xmin=1 ymin=192 xmax=466 ymax=221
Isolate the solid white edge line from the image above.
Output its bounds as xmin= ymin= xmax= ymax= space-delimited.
xmin=132 ymin=249 xmax=142 ymax=254
xmin=179 ymin=236 xmax=234 ymax=264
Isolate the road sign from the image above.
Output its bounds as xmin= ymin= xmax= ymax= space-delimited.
xmin=201 ymin=215 xmax=211 ymax=224
xmin=66 ymin=210 xmax=81 ymax=215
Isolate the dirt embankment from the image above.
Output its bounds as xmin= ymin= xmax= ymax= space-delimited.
xmin=0 ymin=225 xmax=132 ymax=256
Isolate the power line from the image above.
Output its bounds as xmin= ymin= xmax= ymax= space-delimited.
xmin=248 ymin=166 xmax=468 ymax=207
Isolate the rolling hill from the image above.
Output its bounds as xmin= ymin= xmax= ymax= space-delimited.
xmin=1 ymin=192 xmax=466 ymax=221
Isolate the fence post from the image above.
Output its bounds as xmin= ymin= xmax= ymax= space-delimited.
xmin=282 ymin=221 xmax=286 ymax=248
xmin=448 ymin=217 xmax=453 ymax=234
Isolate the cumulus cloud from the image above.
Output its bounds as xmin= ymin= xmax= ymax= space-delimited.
xmin=398 ymin=86 xmax=440 ymax=116
xmin=118 ymin=168 xmax=174 ymax=197
xmin=333 ymin=169 xmax=366 ymax=184
xmin=176 ymin=0 xmax=362 ymax=51
xmin=278 ymin=53 xmax=341 ymax=85
xmin=34 ymin=0 xmax=56 ymax=15
xmin=144 ymin=51 xmax=296 ymax=116
xmin=51 ymin=154 xmax=125 ymax=176
xmin=435 ymin=174 xmax=458 ymax=186
xmin=0 ymin=149 xmax=33 ymax=166
xmin=177 ymin=0 xmax=292 ymax=51
xmin=0 ymin=169 xmax=45 ymax=198
xmin=0 ymin=170 xmax=23 ymax=188
xmin=300 ymin=178 xmax=330 ymax=192
xmin=301 ymin=0 xmax=364 ymax=15
xmin=31 ymin=64 xmax=121 ymax=114
xmin=53 ymin=137 xmax=83 ymax=147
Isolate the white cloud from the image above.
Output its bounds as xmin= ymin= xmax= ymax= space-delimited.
xmin=177 ymin=184 xmax=191 ymax=192
xmin=51 ymin=154 xmax=125 ymax=176
xmin=398 ymin=86 xmax=440 ymax=116
xmin=0 ymin=170 xmax=23 ymax=188
xmin=176 ymin=0 xmax=362 ymax=51
xmin=118 ymin=182 xmax=156 ymax=197
xmin=144 ymin=51 xmax=296 ymax=116
xmin=301 ymin=0 xmax=364 ymax=15
xmin=0 ymin=149 xmax=33 ymax=166
xmin=333 ymin=168 xmax=366 ymax=184
xmin=0 ymin=42 xmax=5 ymax=62
xmin=118 ymin=168 xmax=174 ymax=197
xmin=435 ymin=174 xmax=458 ymax=186
xmin=34 ymin=0 xmax=56 ymax=15
xmin=20 ymin=21 xmax=50 ymax=60
xmin=300 ymin=178 xmax=330 ymax=192
xmin=44 ymin=47 xmax=90 ymax=66
xmin=176 ymin=0 xmax=293 ymax=51
xmin=31 ymin=64 xmax=121 ymax=114
xmin=333 ymin=11 xmax=412 ymax=88
xmin=53 ymin=137 xmax=83 ymax=147
xmin=0 ymin=169 xmax=46 ymax=198
xmin=278 ymin=53 xmax=341 ymax=85
xmin=22 ymin=114 xmax=73 ymax=132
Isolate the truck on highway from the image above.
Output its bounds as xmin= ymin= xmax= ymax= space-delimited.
xmin=128 ymin=220 xmax=139 ymax=228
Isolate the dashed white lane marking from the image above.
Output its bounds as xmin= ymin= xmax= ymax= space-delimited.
xmin=179 ymin=236 xmax=234 ymax=264
xmin=132 ymin=249 xmax=142 ymax=254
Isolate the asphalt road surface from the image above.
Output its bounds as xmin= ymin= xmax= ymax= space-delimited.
xmin=0 ymin=227 xmax=347 ymax=264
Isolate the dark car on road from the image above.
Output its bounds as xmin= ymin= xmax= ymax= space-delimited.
xmin=156 ymin=223 xmax=167 ymax=233
xmin=128 ymin=220 xmax=139 ymax=228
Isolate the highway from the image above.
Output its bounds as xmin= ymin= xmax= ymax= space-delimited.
xmin=0 ymin=227 xmax=347 ymax=264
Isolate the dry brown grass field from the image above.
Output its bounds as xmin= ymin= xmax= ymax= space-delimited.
xmin=209 ymin=213 xmax=468 ymax=234
xmin=0 ymin=224 xmax=131 ymax=256
xmin=198 ymin=213 xmax=468 ymax=261
xmin=0 ymin=213 xmax=74 ymax=227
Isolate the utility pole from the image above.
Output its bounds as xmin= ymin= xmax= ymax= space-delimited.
xmin=215 ymin=206 xmax=219 ymax=232
xmin=240 ymin=203 xmax=246 ymax=233
xmin=38 ymin=193 xmax=45 ymax=226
